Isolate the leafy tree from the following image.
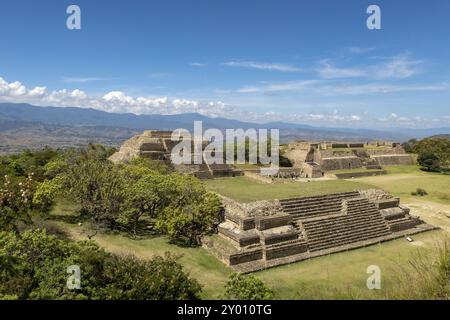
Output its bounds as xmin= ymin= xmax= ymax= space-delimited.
xmin=402 ymin=139 xmax=418 ymax=153
xmin=224 ymin=273 xmax=274 ymax=300
xmin=414 ymin=137 xmax=450 ymax=170
xmin=156 ymin=193 xmax=222 ymax=245
xmin=118 ymin=171 xmax=166 ymax=237
xmin=102 ymin=253 xmax=201 ymax=300
xmin=154 ymin=174 xmax=222 ymax=245
xmin=6 ymin=147 xmax=59 ymax=181
xmin=0 ymin=174 xmax=34 ymax=232
xmin=417 ymin=152 xmax=441 ymax=171
xmin=0 ymin=229 xmax=202 ymax=300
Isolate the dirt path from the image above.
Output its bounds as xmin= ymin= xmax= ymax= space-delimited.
xmin=404 ymin=199 xmax=450 ymax=233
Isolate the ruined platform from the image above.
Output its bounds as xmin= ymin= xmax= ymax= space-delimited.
xmin=205 ymin=189 xmax=437 ymax=273
xmin=109 ymin=130 xmax=243 ymax=179
xmin=283 ymin=140 xmax=415 ymax=178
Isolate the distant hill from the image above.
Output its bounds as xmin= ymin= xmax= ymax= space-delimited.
xmin=1 ymin=102 xmax=450 ymax=154
xmin=430 ymin=134 xmax=450 ymax=139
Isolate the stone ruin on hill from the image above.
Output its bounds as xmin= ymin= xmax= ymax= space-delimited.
xmin=109 ymin=130 xmax=243 ymax=179
xmin=283 ymin=140 xmax=415 ymax=178
xmin=204 ymin=189 xmax=436 ymax=273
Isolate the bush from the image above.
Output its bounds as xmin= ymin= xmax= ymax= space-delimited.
xmin=412 ymin=188 xmax=428 ymax=196
xmin=224 ymin=273 xmax=273 ymax=300
xmin=0 ymin=229 xmax=202 ymax=300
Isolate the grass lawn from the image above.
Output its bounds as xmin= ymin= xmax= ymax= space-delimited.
xmin=355 ymin=165 xmax=450 ymax=205
xmin=204 ymin=176 xmax=374 ymax=203
xmin=53 ymin=220 xmax=447 ymax=299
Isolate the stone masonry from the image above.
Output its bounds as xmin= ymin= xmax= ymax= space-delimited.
xmin=283 ymin=140 xmax=415 ymax=176
xmin=207 ymin=190 xmax=436 ymax=273
xmin=109 ymin=130 xmax=243 ymax=179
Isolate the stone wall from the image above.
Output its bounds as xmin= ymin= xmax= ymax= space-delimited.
xmin=371 ymin=155 xmax=415 ymax=165
xmin=321 ymin=157 xmax=364 ymax=171
xmin=335 ymin=170 xmax=387 ymax=179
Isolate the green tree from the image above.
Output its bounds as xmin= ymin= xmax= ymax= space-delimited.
xmin=417 ymin=152 xmax=441 ymax=171
xmin=103 ymin=253 xmax=202 ymax=300
xmin=154 ymin=174 xmax=222 ymax=245
xmin=414 ymin=137 xmax=450 ymax=170
xmin=224 ymin=273 xmax=274 ymax=300
xmin=118 ymin=171 xmax=166 ymax=237
xmin=0 ymin=229 xmax=202 ymax=300
xmin=0 ymin=174 xmax=34 ymax=232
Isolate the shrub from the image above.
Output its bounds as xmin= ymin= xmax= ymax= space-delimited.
xmin=224 ymin=273 xmax=273 ymax=300
xmin=412 ymin=188 xmax=428 ymax=196
xmin=0 ymin=229 xmax=202 ymax=300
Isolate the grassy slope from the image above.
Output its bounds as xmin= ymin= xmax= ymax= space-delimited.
xmin=204 ymin=176 xmax=374 ymax=203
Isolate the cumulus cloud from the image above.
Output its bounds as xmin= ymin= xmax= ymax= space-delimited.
xmin=0 ymin=76 xmax=449 ymax=129
xmin=223 ymin=61 xmax=301 ymax=73
xmin=0 ymin=76 xmax=235 ymax=119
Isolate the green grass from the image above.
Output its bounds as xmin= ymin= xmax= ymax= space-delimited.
xmin=48 ymin=197 xmax=80 ymax=216
xmin=204 ymin=176 xmax=374 ymax=203
xmin=355 ymin=165 xmax=450 ymax=205
xmin=53 ymin=222 xmax=232 ymax=299
xmin=329 ymin=168 xmax=384 ymax=175
xmin=256 ymin=230 xmax=446 ymax=299
xmin=53 ymin=220 xmax=447 ymax=299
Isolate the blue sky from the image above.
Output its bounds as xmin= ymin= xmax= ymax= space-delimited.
xmin=1 ymin=0 xmax=450 ymax=128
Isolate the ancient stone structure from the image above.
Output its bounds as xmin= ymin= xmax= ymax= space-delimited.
xmin=206 ymin=190 xmax=436 ymax=272
xmin=283 ymin=140 xmax=415 ymax=176
xmin=109 ymin=130 xmax=242 ymax=179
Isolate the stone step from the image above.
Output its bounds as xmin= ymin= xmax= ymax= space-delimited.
xmin=308 ymin=230 xmax=390 ymax=251
xmin=305 ymin=221 xmax=388 ymax=240
xmin=302 ymin=211 xmax=382 ymax=228
xmin=279 ymin=192 xmax=360 ymax=205
xmin=308 ymin=226 xmax=391 ymax=248
xmin=306 ymin=220 xmax=389 ymax=240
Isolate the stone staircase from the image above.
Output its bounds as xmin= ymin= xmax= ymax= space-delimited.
xmin=279 ymin=191 xmax=360 ymax=220
xmin=300 ymin=197 xmax=391 ymax=251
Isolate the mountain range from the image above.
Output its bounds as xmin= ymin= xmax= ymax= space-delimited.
xmin=1 ymin=103 xmax=449 ymax=154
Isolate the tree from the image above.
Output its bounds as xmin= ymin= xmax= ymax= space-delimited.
xmin=0 ymin=174 xmax=34 ymax=232
xmin=118 ymin=171 xmax=166 ymax=237
xmin=35 ymin=157 xmax=126 ymax=226
xmin=0 ymin=229 xmax=202 ymax=300
xmin=402 ymin=139 xmax=418 ymax=154
xmin=224 ymin=273 xmax=273 ymax=300
xmin=154 ymin=174 xmax=222 ymax=245
xmin=414 ymin=137 xmax=450 ymax=170
xmin=417 ymin=152 xmax=441 ymax=171
xmin=102 ymin=253 xmax=202 ymax=300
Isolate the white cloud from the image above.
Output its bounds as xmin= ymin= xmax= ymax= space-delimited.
xmin=1 ymin=76 xmax=449 ymax=129
xmin=0 ymin=76 xmax=234 ymax=118
xmin=316 ymin=54 xmax=425 ymax=80
xmin=237 ymin=80 xmax=320 ymax=93
xmin=237 ymin=78 xmax=450 ymax=96
xmin=190 ymin=62 xmax=206 ymax=67
xmin=62 ymin=77 xmax=113 ymax=83
xmin=349 ymin=47 xmax=375 ymax=54
xmin=317 ymin=60 xmax=367 ymax=79
xmin=373 ymin=54 xmax=424 ymax=79
xmin=223 ymin=61 xmax=301 ymax=73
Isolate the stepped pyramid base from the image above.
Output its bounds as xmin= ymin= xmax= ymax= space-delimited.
xmin=209 ymin=190 xmax=438 ymax=272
